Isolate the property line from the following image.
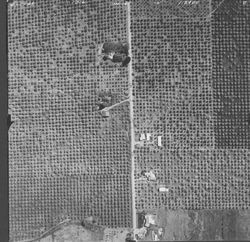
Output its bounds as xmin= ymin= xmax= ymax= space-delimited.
xmin=134 ymin=148 xmax=250 ymax=151
xmin=126 ymin=1 xmax=137 ymax=230
xmin=103 ymin=98 xmax=129 ymax=112
xmin=209 ymin=0 xmax=216 ymax=149
xmin=18 ymin=219 xmax=72 ymax=242
xmin=208 ymin=0 xmax=225 ymax=17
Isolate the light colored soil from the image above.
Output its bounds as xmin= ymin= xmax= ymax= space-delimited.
xmin=140 ymin=209 xmax=250 ymax=241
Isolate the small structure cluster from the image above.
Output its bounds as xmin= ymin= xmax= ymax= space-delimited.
xmin=140 ymin=170 xmax=157 ymax=182
xmin=96 ymin=89 xmax=113 ymax=117
xmin=126 ymin=212 xmax=164 ymax=241
xmin=138 ymin=133 xmax=162 ymax=147
xmin=101 ymin=41 xmax=131 ymax=67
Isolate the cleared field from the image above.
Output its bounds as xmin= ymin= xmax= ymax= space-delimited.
xmin=141 ymin=209 xmax=250 ymax=241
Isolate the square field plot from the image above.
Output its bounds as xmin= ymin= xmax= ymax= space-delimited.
xmin=131 ymin=14 xmax=214 ymax=149
xmin=8 ymin=0 xmax=132 ymax=241
xmin=9 ymin=175 xmax=132 ymax=241
xmin=212 ymin=0 xmax=250 ymax=149
xmin=134 ymin=148 xmax=250 ymax=210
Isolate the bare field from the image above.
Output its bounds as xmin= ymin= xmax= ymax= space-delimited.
xmin=139 ymin=209 xmax=250 ymax=241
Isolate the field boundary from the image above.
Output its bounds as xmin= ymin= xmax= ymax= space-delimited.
xmin=126 ymin=1 xmax=137 ymax=230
